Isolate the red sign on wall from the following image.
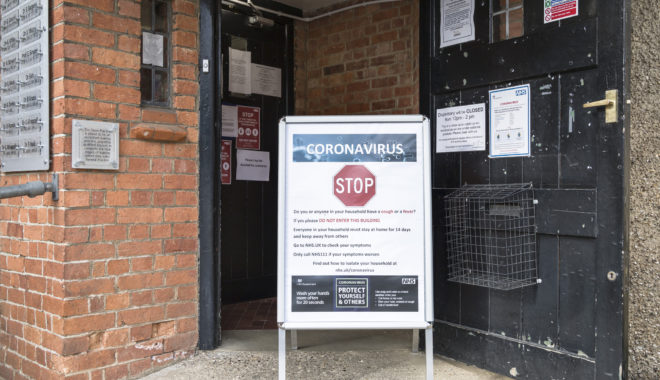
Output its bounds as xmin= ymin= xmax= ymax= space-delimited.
xmin=221 ymin=139 xmax=232 ymax=185
xmin=236 ymin=106 xmax=261 ymax=150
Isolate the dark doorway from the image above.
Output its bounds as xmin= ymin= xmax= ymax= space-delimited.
xmin=422 ymin=1 xmax=629 ymax=378
xmin=218 ymin=4 xmax=294 ymax=326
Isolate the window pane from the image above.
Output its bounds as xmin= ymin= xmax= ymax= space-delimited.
xmin=492 ymin=0 xmax=507 ymax=13
xmin=154 ymin=70 xmax=169 ymax=103
xmin=141 ymin=0 xmax=153 ymax=30
xmin=141 ymin=68 xmax=153 ymax=102
xmin=510 ymin=0 xmax=523 ymax=7
xmin=162 ymin=36 xmax=168 ymax=68
xmin=509 ymin=8 xmax=524 ymax=39
xmin=155 ymin=1 xmax=168 ymax=33
xmin=492 ymin=13 xmax=506 ymax=42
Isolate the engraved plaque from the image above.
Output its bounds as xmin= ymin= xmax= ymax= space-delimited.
xmin=0 ymin=0 xmax=49 ymax=172
xmin=72 ymin=120 xmax=119 ymax=171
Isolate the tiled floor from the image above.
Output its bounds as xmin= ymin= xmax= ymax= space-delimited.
xmin=221 ymin=297 xmax=278 ymax=330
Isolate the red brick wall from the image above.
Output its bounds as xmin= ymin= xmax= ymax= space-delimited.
xmin=294 ymin=0 xmax=419 ymax=115
xmin=0 ymin=1 xmax=200 ymax=379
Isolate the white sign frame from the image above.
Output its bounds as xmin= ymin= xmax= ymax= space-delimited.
xmin=277 ymin=115 xmax=434 ymax=379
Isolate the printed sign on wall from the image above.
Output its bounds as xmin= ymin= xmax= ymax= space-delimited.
xmin=236 ymin=106 xmax=260 ymax=150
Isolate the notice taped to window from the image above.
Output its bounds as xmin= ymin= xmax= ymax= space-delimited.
xmin=436 ymin=103 xmax=485 ymax=152
xmin=279 ymin=116 xmax=433 ymax=327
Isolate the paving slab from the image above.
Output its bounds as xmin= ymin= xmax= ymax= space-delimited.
xmin=141 ymin=330 xmax=509 ymax=380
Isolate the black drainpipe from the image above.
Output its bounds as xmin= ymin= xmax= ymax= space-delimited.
xmin=198 ymin=0 xmax=219 ymax=350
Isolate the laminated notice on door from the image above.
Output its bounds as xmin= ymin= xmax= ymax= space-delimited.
xmin=489 ymin=85 xmax=531 ymax=158
xmin=236 ymin=149 xmax=270 ymax=181
xmin=544 ymin=0 xmax=578 ymax=23
xmin=251 ymin=63 xmax=281 ymax=98
xmin=221 ymin=103 xmax=238 ymax=137
xmin=440 ymin=0 xmax=475 ymax=48
xmin=436 ymin=103 xmax=486 ymax=153
xmin=236 ymin=106 xmax=260 ymax=150
xmin=228 ymin=47 xmax=251 ymax=94
xmin=221 ymin=139 xmax=232 ymax=185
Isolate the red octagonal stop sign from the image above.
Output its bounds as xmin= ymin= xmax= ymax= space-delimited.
xmin=333 ymin=165 xmax=376 ymax=206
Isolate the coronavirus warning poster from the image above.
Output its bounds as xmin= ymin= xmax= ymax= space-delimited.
xmin=278 ymin=116 xmax=433 ymax=328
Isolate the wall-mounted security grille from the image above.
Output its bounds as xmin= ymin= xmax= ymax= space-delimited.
xmin=0 ymin=0 xmax=49 ymax=172
xmin=445 ymin=183 xmax=537 ymax=290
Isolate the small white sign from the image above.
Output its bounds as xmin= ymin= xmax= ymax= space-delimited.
xmin=489 ymin=84 xmax=531 ymax=158
xmin=228 ymin=47 xmax=252 ymax=95
xmin=251 ymin=63 xmax=281 ymax=98
xmin=236 ymin=149 xmax=270 ymax=181
xmin=221 ymin=104 xmax=238 ymax=137
xmin=440 ymin=0 xmax=475 ymax=48
xmin=72 ymin=120 xmax=119 ymax=170
xmin=436 ymin=103 xmax=486 ymax=153
xmin=142 ymin=32 xmax=164 ymax=67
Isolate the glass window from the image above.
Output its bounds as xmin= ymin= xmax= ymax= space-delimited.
xmin=492 ymin=0 xmax=524 ymax=43
xmin=141 ymin=0 xmax=170 ymax=106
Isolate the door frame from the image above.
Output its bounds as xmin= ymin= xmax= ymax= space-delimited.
xmin=198 ymin=0 xmax=298 ymax=349
xmin=420 ymin=0 xmax=632 ymax=378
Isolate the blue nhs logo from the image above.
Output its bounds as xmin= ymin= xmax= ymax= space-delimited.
xmin=515 ymin=88 xmax=527 ymax=96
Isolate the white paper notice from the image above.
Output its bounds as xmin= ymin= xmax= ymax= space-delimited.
xmin=236 ymin=149 xmax=270 ymax=181
xmin=229 ymin=48 xmax=251 ymax=94
xmin=436 ymin=103 xmax=486 ymax=153
xmin=251 ymin=63 xmax=281 ymax=98
xmin=142 ymin=32 xmax=164 ymax=67
xmin=440 ymin=0 xmax=475 ymax=48
xmin=221 ymin=104 xmax=238 ymax=137
xmin=489 ymin=84 xmax=531 ymax=158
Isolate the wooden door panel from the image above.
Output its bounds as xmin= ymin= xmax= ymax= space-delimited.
xmin=423 ymin=0 xmax=628 ymax=377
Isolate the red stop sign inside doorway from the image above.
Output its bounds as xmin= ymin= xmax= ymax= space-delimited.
xmin=333 ymin=165 xmax=376 ymax=206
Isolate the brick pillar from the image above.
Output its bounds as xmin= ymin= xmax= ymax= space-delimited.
xmin=0 ymin=1 xmax=201 ymax=379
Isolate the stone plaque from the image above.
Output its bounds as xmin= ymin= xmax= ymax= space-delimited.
xmin=72 ymin=120 xmax=119 ymax=170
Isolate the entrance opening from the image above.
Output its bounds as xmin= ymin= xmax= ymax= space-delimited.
xmin=218 ymin=4 xmax=292 ymax=332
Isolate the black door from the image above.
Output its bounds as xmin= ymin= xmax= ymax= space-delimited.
xmin=422 ymin=1 xmax=629 ymax=378
xmin=219 ymin=6 xmax=293 ymax=304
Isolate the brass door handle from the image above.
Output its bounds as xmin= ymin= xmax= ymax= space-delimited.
xmin=583 ymin=89 xmax=618 ymax=123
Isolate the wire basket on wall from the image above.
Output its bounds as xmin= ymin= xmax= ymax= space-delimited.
xmin=444 ymin=183 xmax=538 ymax=291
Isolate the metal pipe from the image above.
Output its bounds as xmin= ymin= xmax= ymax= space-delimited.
xmin=0 ymin=173 xmax=58 ymax=201
xmin=198 ymin=0 xmax=219 ymax=350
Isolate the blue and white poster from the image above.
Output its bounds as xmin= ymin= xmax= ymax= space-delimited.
xmin=489 ymin=84 xmax=531 ymax=158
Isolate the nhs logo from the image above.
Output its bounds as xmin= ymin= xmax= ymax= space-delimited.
xmin=515 ymin=88 xmax=527 ymax=96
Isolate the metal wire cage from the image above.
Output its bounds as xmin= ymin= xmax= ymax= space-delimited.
xmin=444 ymin=183 xmax=538 ymax=290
